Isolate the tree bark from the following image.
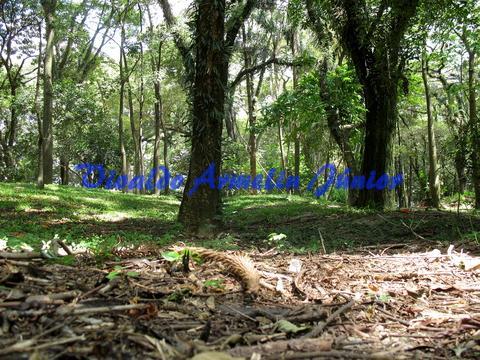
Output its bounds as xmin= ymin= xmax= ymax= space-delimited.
xmin=313 ymin=0 xmax=420 ymax=209
xmin=152 ymin=41 xmax=169 ymax=195
xmin=35 ymin=24 xmax=44 ymax=189
xmin=118 ymin=23 xmax=128 ymax=191
xmin=178 ymin=0 xmax=226 ymax=231
xmin=291 ymin=29 xmax=301 ymax=194
xmin=242 ymin=25 xmax=257 ymax=189
xmin=60 ymin=155 xmax=69 ymax=185
xmin=41 ymin=0 xmax=56 ymax=185
xmin=395 ymin=121 xmax=407 ymax=208
xmin=422 ymin=52 xmax=441 ymax=209
xmin=127 ymin=84 xmax=141 ymax=193
xmin=467 ymin=49 xmax=480 ymax=209
xmin=271 ymin=39 xmax=287 ymax=174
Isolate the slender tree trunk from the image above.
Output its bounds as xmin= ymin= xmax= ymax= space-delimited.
xmin=152 ymin=41 xmax=169 ymax=195
xmin=178 ymin=0 xmax=226 ymax=231
xmin=467 ymin=49 xmax=480 ymax=209
xmin=137 ymin=4 xmax=145 ymax=194
xmin=35 ymin=24 xmax=44 ymax=189
xmin=408 ymin=156 xmax=413 ymax=208
xmin=41 ymin=0 xmax=56 ymax=185
xmin=118 ymin=24 xmax=128 ymax=191
xmin=60 ymin=155 xmax=69 ymax=185
xmin=127 ymin=85 xmax=141 ymax=193
xmin=242 ymin=26 xmax=257 ymax=189
xmin=422 ymin=52 xmax=441 ymax=208
xmin=271 ymin=40 xmax=287 ymax=174
xmin=291 ymin=30 xmax=300 ymax=194
xmin=4 ymin=86 xmax=18 ymax=178
xmin=138 ymin=86 xmax=145 ymax=194
xmin=396 ymin=121 xmax=407 ymax=208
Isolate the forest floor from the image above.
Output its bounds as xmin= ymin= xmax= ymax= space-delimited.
xmin=1 ymin=183 xmax=480 ymax=359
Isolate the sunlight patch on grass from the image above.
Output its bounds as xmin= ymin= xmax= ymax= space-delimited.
xmin=94 ymin=211 xmax=130 ymax=222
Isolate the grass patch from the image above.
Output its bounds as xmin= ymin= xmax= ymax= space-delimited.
xmin=1 ymin=183 xmax=480 ymax=256
xmin=0 ymin=183 xmax=180 ymax=254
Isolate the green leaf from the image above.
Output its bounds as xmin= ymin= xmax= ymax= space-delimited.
xmin=275 ymin=320 xmax=309 ymax=334
xmin=126 ymin=271 xmax=140 ymax=278
xmin=203 ymin=279 xmax=225 ymax=289
xmin=162 ymin=251 xmax=181 ymax=262
xmin=268 ymin=233 xmax=287 ymax=242
xmin=107 ymin=271 xmax=121 ymax=281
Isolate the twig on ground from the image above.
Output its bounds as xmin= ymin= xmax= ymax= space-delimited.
xmin=318 ymin=228 xmax=327 ymax=254
xmin=56 ymin=239 xmax=73 ymax=255
xmin=302 ymin=298 xmax=355 ymax=339
xmin=56 ymin=303 xmax=149 ymax=316
xmin=0 ymin=251 xmax=44 ymax=259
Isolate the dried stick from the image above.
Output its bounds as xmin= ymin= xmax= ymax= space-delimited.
xmin=56 ymin=303 xmax=149 ymax=315
xmin=302 ymin=298 xmax=355 ymax=338
xmin=0 ymin=252 xmax=44 ymax=259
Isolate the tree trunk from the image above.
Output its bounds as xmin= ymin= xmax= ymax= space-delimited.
xmin=41 ymin=0 xmax=56 ymax=185
xmin=355 ymin=72 xmax=397 ymax=208
xmin=291 ymin=30 xmax=301 ymax=194
xmin=422 ymin=52 xmax=441 ymax=208
xmin=408 ymin=156 xmax=413 ymax=208
xmin=127 ymin=85 xmax=141 ymax=193
xmin=328 ymin=0 xmax=419 ymax=209
xmin=395 ymin=121 xmax=407 ymax=208
xmin=137 ymin=4 xmax=145 ymax=194
xmin=271 ymin=40 xmax=287 ymax=174
xmin=152 ymin=41 xmax=169 ymax=195
xmin=60 ymin=155 xmax=69 ymax=185
xmin=467 ymin=49 xmax=480 ymax=209
xmin=118 ymin=24 xmax=128 ymax=191
xmin=178 ymin=0 xmax=226 ymax=231
xmin=35 ymin=24 xmax=44 ymax=189
xmin=242 ymin=26 xmax=257 ymax=189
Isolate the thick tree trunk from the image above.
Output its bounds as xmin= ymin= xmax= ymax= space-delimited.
xmin=330 ymin=0 xmax=419 ymax=209
xmin=355 ymin=73 xmax=397 ymax=208
xmin=41 ymin=0 xmax=56 ymax=185
xmin=178 ymin=0 xmax=226 ymax=231
xmin=422 ymin=53 xmax=441 ymax=208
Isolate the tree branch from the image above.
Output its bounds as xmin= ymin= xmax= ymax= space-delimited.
xmin=225 ymin=0 xmax=258 ymax=51
xmin=157 ymin=0 xmax=194 ymax=82
xmin=230 ymin=57 xmax=305 ymax=89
